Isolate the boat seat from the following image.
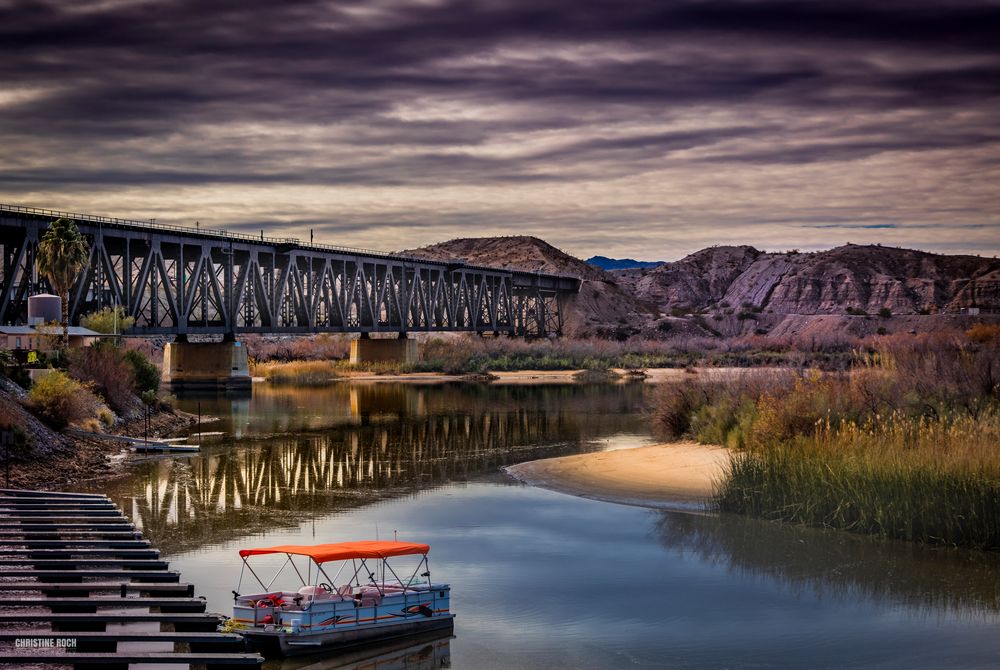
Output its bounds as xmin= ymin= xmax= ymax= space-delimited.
xmin=337 ymin=585 xmax=354 ymax=598
xmin=359 ymin=587 xmax=383 ymax=607
xmin=297 ymin=586 xmax=343 ymax=601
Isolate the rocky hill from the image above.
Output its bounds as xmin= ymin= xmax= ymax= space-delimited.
xmin=403 ymin=237 xmax=654 ymax=338
xmin=405 ymin=238 xmax=999 ymax=339
xmin=618 ymin=244 xmax=1000 ymax=316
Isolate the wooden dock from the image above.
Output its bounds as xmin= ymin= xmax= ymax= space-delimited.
xmin=0 ymin=488 xmax=262 ymax=669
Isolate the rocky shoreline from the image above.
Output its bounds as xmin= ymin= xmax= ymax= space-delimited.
xmin=0 ymin=378 xmax=196 ymax=491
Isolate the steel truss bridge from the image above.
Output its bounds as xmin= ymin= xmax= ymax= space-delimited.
xmin=0 ymin=205 xmax=579 ymax=337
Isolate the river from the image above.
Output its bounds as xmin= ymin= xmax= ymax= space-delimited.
xmin=86 ymin=382 xmax=1000 ymax=669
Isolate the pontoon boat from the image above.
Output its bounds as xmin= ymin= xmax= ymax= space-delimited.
xmin=229 ymin=540 xmax=454 ymax=657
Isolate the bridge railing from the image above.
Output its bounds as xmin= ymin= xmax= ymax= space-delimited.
xmin=0 ymin=203 xmax=581 ymax=287
xmin=0 ymin=203 xmax=298 ymax=245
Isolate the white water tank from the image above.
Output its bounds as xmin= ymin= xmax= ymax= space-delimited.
xmin=28 ymin=294 xmax=61 ymax=325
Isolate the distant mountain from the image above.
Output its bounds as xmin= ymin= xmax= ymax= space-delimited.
xmin=586 ymin=256 xmax=664 ymax=270
xmin=619 ymin=244 xmax=1000 ymax=315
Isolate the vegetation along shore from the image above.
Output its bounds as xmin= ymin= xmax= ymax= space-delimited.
xmin=654 ymin=325 xmax=1000 ymax=550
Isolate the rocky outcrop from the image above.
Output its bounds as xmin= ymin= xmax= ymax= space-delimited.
xmin=631 ymin=246 xmax=762 ymax=310
xmin=625 ymin=244 xmax=1000 ymax=316
xmin=948 ymin=269 xmax=1000 ymax=312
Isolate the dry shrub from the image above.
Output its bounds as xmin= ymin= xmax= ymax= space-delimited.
xmin=966 ymin=323 xmax=1000 ymax=344
xmin=653 ymin=369 xmax=796 ymax=445
xmin=26 ymin=371 xmax=103 ymax=430
xmin=245 ymin=334 xmax=350 ymax=362
xmin=877 ymin=331 xmax=1000 ymax=416
xmin=0 ymin=399 xmax=33 ymax=460
xmin=69 ymin=342 xmax=137 ymax=415
xmin=688 ymin=334 xmax=1000 ymax=549
xmin=656 ymin=331 xmax=1000 ymax=457
xmin=289 ymin=334 xmax=349 ymax=360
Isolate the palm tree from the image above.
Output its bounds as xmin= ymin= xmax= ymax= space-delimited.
xmin=37 ymin=218 xmax=90 ymax=352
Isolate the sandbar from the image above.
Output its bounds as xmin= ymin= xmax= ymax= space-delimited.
xmin=505 ymin=442 xmax=729 ymax=510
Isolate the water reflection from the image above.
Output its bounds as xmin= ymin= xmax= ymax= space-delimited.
xmin=162 ymin=481 xmax=1000 ymax=669
xmin=656 ymin=511 xmax=1000 ymax=618
xmin=264 ymin=633 xmax=451 ymax=670
xmin=173 ymin=382 xmax=647 ymax=438
xmin=95 ymin=383 xmax=650 ymax=554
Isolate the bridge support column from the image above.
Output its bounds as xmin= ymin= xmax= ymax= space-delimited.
xmin=350 ymin=334 xmax=418 ymax=366
xmin=162 ymin=340 xmax=251 ymax=391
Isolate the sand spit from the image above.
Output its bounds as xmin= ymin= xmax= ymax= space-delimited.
xmin=505 ymin=442 xmax=729 ymax=510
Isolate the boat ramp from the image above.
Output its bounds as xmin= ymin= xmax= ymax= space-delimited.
xmin=0 ymin=487 xmax=262 ymax=669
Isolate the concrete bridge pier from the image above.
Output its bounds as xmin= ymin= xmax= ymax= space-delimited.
xmin=162 ymin=335 xmax=251 ymax=391
xmin=350 ymin=332 xmax=418 ymax=366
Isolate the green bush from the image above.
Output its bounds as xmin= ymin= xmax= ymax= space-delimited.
xmin=878 ymin=307 xmax=893 ymax=318
xmin=26 ymin=371 xmax=102 ymax=430
xmin=123 ymin=349 xmax=161 ymax=394
xmin=80 ymin=306 xmax=135 ymax=334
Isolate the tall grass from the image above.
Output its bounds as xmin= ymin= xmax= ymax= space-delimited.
xmin=716 ymin=412 xmax=1000 ymax=549
xmin=655 ymin=329 xmax=1000 ymax=549
xmin=251 ymin=360 xmax=340 ymax=385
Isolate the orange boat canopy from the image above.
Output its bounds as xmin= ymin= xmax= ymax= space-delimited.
xmin=238 ymin=540 xmax=430 ymax=564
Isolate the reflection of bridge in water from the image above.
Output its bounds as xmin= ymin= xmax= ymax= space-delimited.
xmin=97 ymin=383 xmax=648 ymax=554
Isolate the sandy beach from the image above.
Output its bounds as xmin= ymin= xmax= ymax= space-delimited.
xmin=505 ymin=441 xmax=729 ymax=510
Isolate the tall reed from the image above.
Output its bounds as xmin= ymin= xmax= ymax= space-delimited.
xmin=716 ymin=411 xmax=1000 ymax=549
xmin=251 ymin=359 xmax=340 ymax=385
xmin=655 ymin=328 xmax=1000 ymax=549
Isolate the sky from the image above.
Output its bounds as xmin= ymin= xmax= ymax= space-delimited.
xmin=1 ymin=0 xmax=999 ymax=261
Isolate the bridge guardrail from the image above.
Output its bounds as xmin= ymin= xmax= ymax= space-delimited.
xmin=0 ymin=203 xmax=580 ymax=285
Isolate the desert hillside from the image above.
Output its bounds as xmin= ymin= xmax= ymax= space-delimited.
xmin=405 ymin=238 xmax=999 ymax=338
xmin=618 ymin=244 xmax=1000 ymax=315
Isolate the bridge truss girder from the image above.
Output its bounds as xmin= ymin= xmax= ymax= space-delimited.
xmin=1 ymin=208 xmax=577 ymax=338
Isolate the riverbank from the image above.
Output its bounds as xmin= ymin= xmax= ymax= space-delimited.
xmin=505 ymin=442 xmax=729 ymax=510
xmin=3 ymin=405 xmax=196 ymax=491
xmin=655 ymin=329 xmax=1000 ymax=549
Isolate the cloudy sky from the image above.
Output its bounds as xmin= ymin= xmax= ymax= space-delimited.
xmin=2 ymin=0 xmax=998 ymax=260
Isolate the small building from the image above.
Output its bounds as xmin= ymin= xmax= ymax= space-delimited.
xmin=0 ymin=325 xmax=101 ymax=353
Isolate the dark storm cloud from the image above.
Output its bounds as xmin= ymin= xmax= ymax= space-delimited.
xmin=0 ymin=0 xmax=998 ymax=256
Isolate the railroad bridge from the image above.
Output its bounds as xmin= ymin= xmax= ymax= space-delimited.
xmin=0 ymin=204 xmax=580 ymax=387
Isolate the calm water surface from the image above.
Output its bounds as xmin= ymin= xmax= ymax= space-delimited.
xmin=87 ymin=382 xmax=1000 ymax=669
